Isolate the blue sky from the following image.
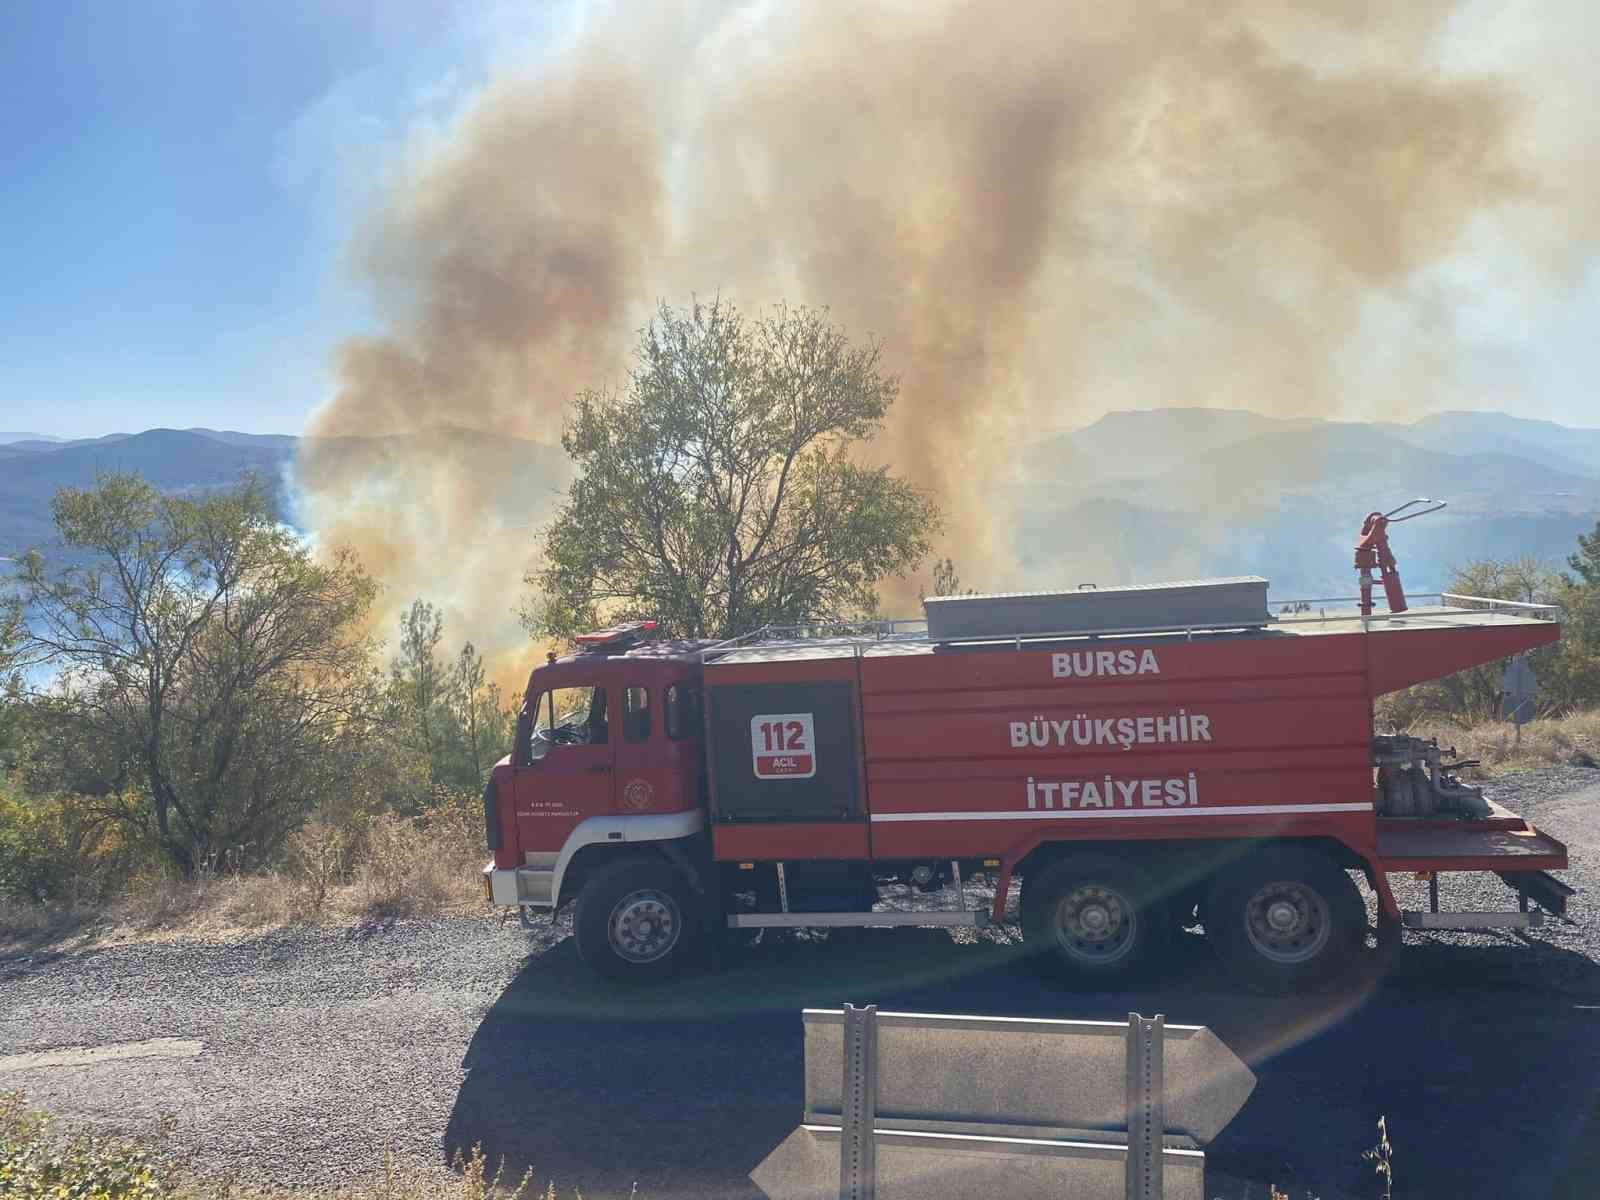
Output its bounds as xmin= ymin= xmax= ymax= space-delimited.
xmin=1 ymin=1 xmax=1596 ymax=440
xmin=0 ymin=1 xmax=558 ymax=438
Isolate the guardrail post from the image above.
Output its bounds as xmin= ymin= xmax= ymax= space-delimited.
xmin=839 ymin=1003 xmax=878 ymax=1200
xmin=1125 ymin=1012 xmax=1165 ymax=1200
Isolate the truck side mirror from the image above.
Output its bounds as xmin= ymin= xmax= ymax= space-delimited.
xmin=514 ymin=708 xmax=534 ymax=765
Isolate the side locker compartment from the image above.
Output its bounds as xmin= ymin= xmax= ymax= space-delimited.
xmin=704 ymin=653 xmax=869 ymax=861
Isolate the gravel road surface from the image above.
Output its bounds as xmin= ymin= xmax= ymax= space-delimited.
xmin=3 ymin=767 xmax=1598 ymax=1199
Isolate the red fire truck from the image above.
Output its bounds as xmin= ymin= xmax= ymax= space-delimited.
xmin=484 ymin=508 xmax=1572 ymax=990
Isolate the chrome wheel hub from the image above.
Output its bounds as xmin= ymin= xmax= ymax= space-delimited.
xmin=1266 ymin=901 xmax=1299 ymax=933
xmin=608 ymin=889 xmax=681 ymax=964
xmin=1054 ymin=884 xmax=1137 ymax=964
xmin=1244 ymin=880 xmax=1330 ymax=964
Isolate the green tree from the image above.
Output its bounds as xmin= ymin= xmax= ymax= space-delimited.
xmin=17 ymin=473 xmax=377 ymax=875
xmin=0 ymin=596 xmax=22 ymax=775
xmin=1569 ymin=519 xmax=1600 ymax=587
xmin=385 ymin=608 xmax=513 ymax=792
xmin=389 ymin=600 xmax=444 ymax=766
xmin=1379 ymin=549 xmax=1600 ymax=725
xmin=0 ymin=592 xmax=20 ymax=673
xmin=439 ymin=642 xmax=512 ymax=789
xmin=1550 ymin=519 xmax=1600 ymax=710
xmin=525 ymin=299 xmax=940 ymax=640
xmin=1423 ymin=557 xmax=1559 ymax=720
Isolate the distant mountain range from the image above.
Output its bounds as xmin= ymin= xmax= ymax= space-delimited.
xmin=0 ymin=427 xmax=569 ymax=570
xmin=0 ymin=428 xmax=298 ymax=457
xmin=3 ymin=411 xmax=1597 ymax=602
xmin=1011 ymin=409 xmax=1600 ymax=598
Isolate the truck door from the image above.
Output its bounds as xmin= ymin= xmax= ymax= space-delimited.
xmin=610 ymin=667 xmax=700 ymax=815
xmin=512 ymin=679 xmax=616 ymax=860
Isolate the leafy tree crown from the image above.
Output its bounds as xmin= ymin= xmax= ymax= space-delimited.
xmin=526 ymin=299 xmax=939 ymax=640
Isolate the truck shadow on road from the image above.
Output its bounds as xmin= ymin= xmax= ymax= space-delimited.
xmin=445 ymin=928 xmax=1600 ymax=1200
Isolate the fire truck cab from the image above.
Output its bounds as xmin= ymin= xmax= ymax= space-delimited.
xmin=488 ymin=626 xmax=709 ymax=921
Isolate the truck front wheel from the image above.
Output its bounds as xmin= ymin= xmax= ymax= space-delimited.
xmin=574 ymin=858 xmax=700 ymax=981
xmin=1206 ymin=848 xmax=1364 ymax=993
xmin=1022 ymin=854 xmax=1166 ymax=983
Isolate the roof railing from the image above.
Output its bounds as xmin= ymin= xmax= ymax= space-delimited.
xmin=1270 ymin=592 xmax=1561 ymax=623
xmin=1439 ymin=592 xmax=1561 ymax=618
xmin=698 ymin=592 xmax=1560 ymax=661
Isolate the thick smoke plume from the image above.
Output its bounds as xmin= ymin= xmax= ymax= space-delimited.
xmin=301 ymin=0 xmax=1591 ymax=683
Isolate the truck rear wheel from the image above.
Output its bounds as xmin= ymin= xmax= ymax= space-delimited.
xmin=1206 ymin=848 xmax=1364 ymax=993
xmin=1022 ymin=854 xmax=1166 ymax=983
xmin=574 ymin=858 xmax=700 ymax=981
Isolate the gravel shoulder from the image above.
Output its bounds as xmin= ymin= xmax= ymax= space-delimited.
xmin=0 ymin=914 xmax=554 ymax=1188
xmin=1 ymin=769 xmax=1597 ymax=1199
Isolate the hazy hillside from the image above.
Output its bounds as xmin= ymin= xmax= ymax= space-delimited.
xmin=1400 ymin=411 xmax=1600 ymax=475
xmin=182 ymin=428 xmax=299 ymax=450
xmin=1022 ymin=409 xmax=1309 ymax=488
xmin=1013 ymin=409 xmax=1600 ymax=598
xmin=0 ymin=426 xmax=571 ymax=569
xmin=2 ymin=433 xmax=134 ymax=454
xmin=1118 ymin=425 xmax=1599 ymax=513
xmin=0 ymin=429 xmax=291 ymax=563
xmin=4 ymin=411 xmax=1596 ymax=604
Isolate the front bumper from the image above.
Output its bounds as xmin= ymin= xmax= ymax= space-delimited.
xmin=483 ymin=862 xmax=555 ymax=908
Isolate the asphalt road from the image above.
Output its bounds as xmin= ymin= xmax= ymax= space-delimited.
xmin=3 ymin=767 xmax=1598 ymax=1200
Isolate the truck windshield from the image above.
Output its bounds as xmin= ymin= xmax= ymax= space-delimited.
xmin=531 ymin=685 xmax=608 ymax=755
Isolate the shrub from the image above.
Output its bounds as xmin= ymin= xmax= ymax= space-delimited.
xmin=358 ymin=790 xmax=484 ymax=919
xmin=0 ymin=790 xmax=65 ymax=903
xmin=0 ymin=788 xmax=127 ymax=905
xmin=0 ymin=1093 xmax=551 ymax=1199
xmin=286 ymin=820 xmax=351 ymax=918
xmin=360 ymin=812 xmax=425 ymax=916
xmin=0 ymin=1092 xmax=180 ymax=1199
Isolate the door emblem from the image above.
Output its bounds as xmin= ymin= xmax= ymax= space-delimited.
xmin=622 ymin=777 xmax=656 ymax=811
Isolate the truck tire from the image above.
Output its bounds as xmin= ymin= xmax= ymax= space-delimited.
xmin=1206 ymin=848 xmax=1364 ymax=993
xmin=574 ymin=857 xmax=700 ymax=981
xmin=1022 ymin=854 xmax=1167 ymax=983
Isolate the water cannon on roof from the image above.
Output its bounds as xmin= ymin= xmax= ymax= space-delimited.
xmin=1354 ymin=498 xmax=1446 ymax=618
xmin=573 ymin=620 xmax=658 ymax=654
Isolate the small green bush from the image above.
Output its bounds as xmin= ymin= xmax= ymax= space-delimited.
xmin=0 ymin=790 xmax=79 ymax=904
xmin=0 ymin=783 xmax=145 ymax=907
xmin=0 ymin=1093 xmax=562 ymax=1199
xmin=0 ymin=1092 xmax=179 ymax=1199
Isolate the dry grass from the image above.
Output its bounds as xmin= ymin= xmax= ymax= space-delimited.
xmin=1396 ymin=709 xmax=1600 ymax=777
xmin=358 ymin=798 xmax=484 ymax=920
xmin=196 ymin=1148 xmax=564 ymax=1200
xmin=0 ymin=793 xmax=492 ymax=951
xmin=2 ymin=1092 xmax=593 ymax=1199
xmin=0 ymin=896 xmax=78 ymax=944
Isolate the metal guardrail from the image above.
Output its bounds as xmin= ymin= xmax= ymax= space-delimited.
xmin=752 ymin=1005 xmax=1256 ymax=1200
